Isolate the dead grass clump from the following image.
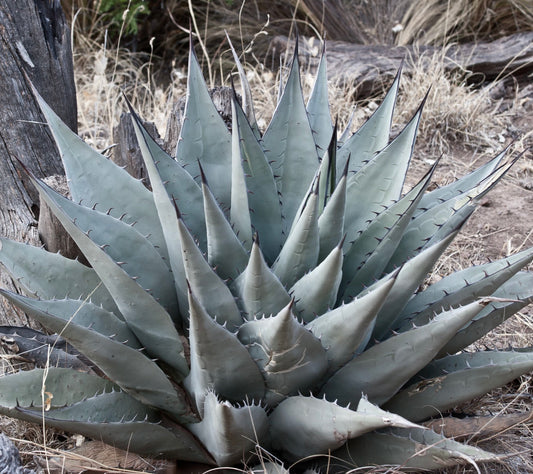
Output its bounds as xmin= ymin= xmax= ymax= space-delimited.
xmin=394 ymin=49 xmax=511 ymax=157
xmin=0 ymin=411 xmax=69 ymax=470
xmin=74 ymin=38 xmax=186 ymax=151
xmin=61 ymin=0 xmax=533 ymax=74
xmin=396 ymin=0 xmax=533 ymax=46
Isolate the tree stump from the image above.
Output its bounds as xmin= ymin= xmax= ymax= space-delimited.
xmin=37 ymin=175 xmax=87 ymax=261
xmin=112 ymin=112 xmax=160 ymax=184
xmin=0 ymin=0 xmax=76 ymax=325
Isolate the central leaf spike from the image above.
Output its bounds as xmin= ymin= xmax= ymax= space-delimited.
xmin=184 ymin=286 xmax=265 ymax=414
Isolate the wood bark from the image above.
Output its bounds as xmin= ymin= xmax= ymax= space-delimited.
xmin=271 ymin=32 xmax=533 ymax=98
xmin=112 ymin=112 xmax=160 ymax=183
xmin=37 ymin=174 xmax=87 ymax=261
xmin=0 ymin=325 xmax=96 ymax=373
xmin=0 ymin=0 xmax=76 ymax=325
xmin=424 ymin=411 xmax=533 ymax=441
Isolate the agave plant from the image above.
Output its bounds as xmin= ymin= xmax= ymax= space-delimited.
xmin=0 ymin=38 xmax=532 ymax=472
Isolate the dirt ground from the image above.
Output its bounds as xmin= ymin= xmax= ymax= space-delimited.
xmin=421 ymin=83 xmax=533 ymax=474
xmin=399 ymin=78 xmax=532 ymax=264
xmin=459 ymin=87 xmax=532 ymax=262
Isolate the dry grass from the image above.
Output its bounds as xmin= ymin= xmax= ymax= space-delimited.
xmin=60 ymin=0 xmax=533 ymax=70
xmin=73 ymin=37 xmax=186 ymax=151
xmin=396 ymin=51 xmax=508 ymax=155
xmin=73 ymin=35 xmax=530 ymax=161
xmin=396 ymin=0 xmax=533 ymax=46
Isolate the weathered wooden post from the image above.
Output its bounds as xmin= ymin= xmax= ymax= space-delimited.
xmin=0 ymin=0 xmax=77 ymax=324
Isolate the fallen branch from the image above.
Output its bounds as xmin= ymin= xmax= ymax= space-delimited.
xmin=271 ymin=32 xmax=533 ymax=98
xmin=32 ymin=440 xmax=174 ymax=473
xmin=424 ymin=411 xmax=533 ymax=441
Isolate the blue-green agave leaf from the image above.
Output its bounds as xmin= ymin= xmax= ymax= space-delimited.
xmin=437 ymin=271 xmax=533 ymax=357
xmin=372 ymin=230 xmax=461 ymax=341
xmin=262 ymin=44 xmax=319 ymax=234
xmin=432 ymin=153 xmax=515 ymax=227
xmin=385 ymin=349 xmax=533 ymax=422
xmin=177 ymin=216 xmax=242 ymax=330
xmin=184 ymin=288 xmax=265 ymax=413
xmin=230 ymin=97 xmax=253 ymax=251
xmin=317 ymin=160 xmax=347 ymax=262
xmin=129 ymin=108 xmax=190 ymax=318
xmin=34 ymin=90 xmax=168 ymax=260
xmin=31 ymin=174 xmax=188 ymax=377
xmin=344 ymin=97 xmax=424 ymax=241
xmin=233 ymin=94 xmax=282 ymax=263
xmin=0 ymin=368 xmax=116 ymax=417
xmin=187 ymin=391 xmax=269 ymax=466
xmin=0 ymin=237 xmax=118 ymax=315
xmin=289 ymin=240 xmax=343 ymax=323
xmin=306 ymin=276 xmax=396 ymax=373
xmin=285 ymin=173 xmax=319 ymax=239
xmin=175 ymin=43 xmax=232 ymax=207
xmin=395 ymin=246 xmax=533 ymax=331
xmin=317 ymin=124 xmax=337 ymax=214
xmin=17 ymin=392 xmax=211 ymax=462
xmin=341 ymin=163 xmax=435 ymax=299
xmin=336 ymin=426 xmax=502 ymax=471
xmin=415 ymin=347 xmax=533 ymax=379
xmin=0 ymin=290 xmax=141 ymax=348
xmin=306 ymin=42 xmax=333 ymax=156
xmin=386 ymin=201 xmax=476 ymax=272
xmin=233 ymin=238 xmax=291 ymax=320
xmin=202 ymin=167 xmax=248 ymax=280
xmin=412 ymin=146 xmax=509 ymax=219
xmin=238 ymin=301 xmax=328 ymax=406
xmin=21 ymin=390 xmax=159 ymax=423
xmin=322 ymin=300 xmax=487 ymax=407
xmin=438 ymin=300 xmax=530 ymax=358
xmin=307 ymin=273 xmax=396 ymax=374
xmin=127 ymin=101 xmax=206 ymax=252
xmin=387 ymin=157 xmax=516 ymax=269
xmin=2 ymin=292 xmax=194 ymax=421
xmin=32 ymin=177 xmax=178 ymax=317
xmin=269 ymin=396 xmax=419 ymax=462
xmin=417 ymin=203 xmax=477 ymax=263
xmin=336 ymin=66 xmax=401 ymax=176
xmin=272 ymin=187 xmax=320 ymax=288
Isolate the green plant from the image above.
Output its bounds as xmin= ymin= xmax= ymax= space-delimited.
xmin=99 ymin=0 xmax=149 ymax=36
xmin=0 ymin=40 xmax=532 ymax=472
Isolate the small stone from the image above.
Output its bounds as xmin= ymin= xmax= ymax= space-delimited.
xmin=0 ymin=433 xmax=35 ymax=474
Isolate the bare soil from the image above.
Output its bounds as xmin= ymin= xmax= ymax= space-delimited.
xmin=451 ymin=93 xmax=531 ymax=266
xmin=427 ymin=84 xmax=533 ymax=474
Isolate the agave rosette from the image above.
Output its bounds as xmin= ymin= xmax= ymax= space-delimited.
xmin=0 ymin=40 xmax=532 ymax=471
